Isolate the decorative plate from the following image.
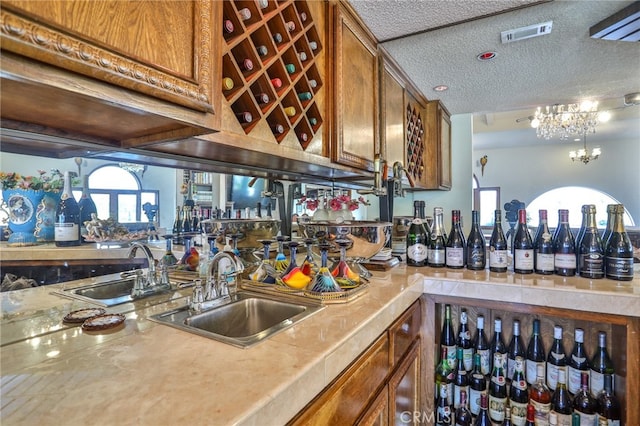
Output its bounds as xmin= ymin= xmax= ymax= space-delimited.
xmin=63 ymin=308 xmax=107 ymax=324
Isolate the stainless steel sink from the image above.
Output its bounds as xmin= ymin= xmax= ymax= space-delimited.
xmin=149 ymin=291 xmax=324 ymax=348
xmin=55 ymin=278 xmax=172 ymax=307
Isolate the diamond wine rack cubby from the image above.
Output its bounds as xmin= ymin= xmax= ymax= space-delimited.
xmin=222 ymin=0 xmax=324 ymax=149
xmin=405 ymin=102 xmax=425 ymax=183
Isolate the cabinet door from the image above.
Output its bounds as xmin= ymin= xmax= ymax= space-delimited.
xmin=332 ymin=2 xmax=378 ymax=172
xmin=425 ymin=100 xmax=452 ymax=190
xmin=379 ymin=53 xmax=406 ymax=168
xmin=389 ymin=339 xmax=421 ymax=425
xmin=438 ymin=106 xmax=452 ymax=189
xmin=357 ymin=385 xmax=389 ymax=426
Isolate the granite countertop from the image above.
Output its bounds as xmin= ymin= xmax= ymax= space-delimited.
xmin=1 ymin=266 xmax=638 ymax=425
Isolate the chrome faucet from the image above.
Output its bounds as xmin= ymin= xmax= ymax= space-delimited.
xmin=190 ymin=250 xmax=244 ymax=311
xmin=127 ymin=241 xmax=171 ymax=297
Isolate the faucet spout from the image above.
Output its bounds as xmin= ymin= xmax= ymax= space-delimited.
xmin=205 ymin=251 xmax=245 ymax=300
xmin=128 ymin=241 xmax=156 ymax=276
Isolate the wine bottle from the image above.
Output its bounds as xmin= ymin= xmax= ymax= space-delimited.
xmin=457 ymin=310 xmax=473 ymax=373
xmin=406 ymin=200 xmax=429 ymax=267
xmin=435 ymin=346 xmax=454 ymax=407
xmin=223 ymin=19 xmax=234 ymax=36
xmin=308 ymin=79 xmax=318 ymax=89
xmin=235 ymin=111 xmax=252 ymax=123
xmin=589 ymin=331 xmax=614 ymax=398
xmin=504 ymin=407 xmax=514 ymax=426
xmin=489 ymin=209 xmax=508 ymax=273
xmin=239 ymin=58 xmax=254 ymax=72
xmin=181 ymin=206 xmax=192 ymax=233
xmin=172 ymin=205 xmax=182 ymax=236
xmin=283 ymin=106 xmax=296 ymax=117
xmin=534 ymin=209 xmax=555 ymax=275
xmin=78 ymin=174 xmax=96 ymax=241
xmin=309 ymin=117 xmax=318 ymax=126
xmin=553 ymin=209 xmax=577 ymax=276
xmin=513 ymin=208 xmax=534 ymax=274
xmin=490 ymin=319 xmax=507 ymax=371
xmin=508 ymin=319 xmax=526 ymax=385
xmin=573 ymin=371 xmax=597 ymax=425
xmin=551 ymin=369 xmax=572 ymax=426
xmin=271 ymin=78 xmax=282 ymax=89
xmin=509 ymin=356 xmax=529 ymax=426
xmin=446 ymin=209 xmax=466 ymax=269
xmin=469 ymin=353 xmax=487 ymax=417
xmin=222 ymin=77 xmax=234 ymax=91
xmin=309 ymin=40 xmax=318 ymax=50
xmin=271 ymin=124 xmax=285 ymax=135
xmin=441 ymin=304 xmax=457 ymax=370
xmin=524 ymin=404 xmax=536 ymax=426
xmin=568 ymin=328 xmax=590 ymax=396
xmin=297 ymin=91 xmax=312 ymax=101
xmin=436 ymin=382 xmax=453 ymax=426
xmin=238 ymin=7 xmax=251 ymax=21
xmin=530 ymin=363 xmax=551 ymax=425
xmin=473 ymin=315 xmax=491 ymax=377
xmin=466 ymin=210 xmax=486 ymax=271
xmin=604 ymin=204 xmax=634 ymax=281
xmin=455 ymin=390 xmax=473 ymax=426
xmin=546 ymin=325 xmax=567 ymax=391
xmin=284 ymin=63 xmax=296 ymax=74
xmin=298 ymin=132 xmax=308 ymax=143
xmin=578 ymin=204 xmax=605 ymax=279
xmin=575 ymin=205 xmax=588 ymax=260
xmin=254 ymin=92 xmax=270 ymax=104
xmin=285 ymin=20 xmax=295 ymax=32
xmin=488 ymin=352 xmax=507 ymax=424
xmin=299 ymin=11 xmax=308 ymax=23
xmin=54 ymin=171 xmax=81 ymax=247
xmin=257 ymin=0 xmax=268 ymax=9
xmin=474 ymin=393 xmax=491 ymax=426
xmin=272 ymin=32 xmax=283 ymax=44
xmin=256 ymin=45 xmax=268 ymax=57
xmin=298 ymin=51 xmax=307 ymax=62
xmin=454 ymin=347 xmax=469 ymax=409
xmin=596 ymin=373 xmax=621 ymax=425
xmin=526 ymin=319 xmax=546 ymax=386
xmin=429 ymin=207 xmax=447 ymax=268
xmin=601 ymin=204 xmax=616 ymax=247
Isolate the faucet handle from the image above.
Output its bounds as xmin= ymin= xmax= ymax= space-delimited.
xmin=190 ymin=279 xmax=204 ymax=312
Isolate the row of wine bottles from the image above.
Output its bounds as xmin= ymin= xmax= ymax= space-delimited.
xmin=406 ymin=202 xmax=635 ymax=281
xmin=54 ymin=172 xmax=97 ymax=247
xmin=435 ymin=305 xmax=621 ymax=425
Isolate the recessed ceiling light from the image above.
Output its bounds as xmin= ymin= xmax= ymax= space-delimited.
xmin=477 ymin=51 xmax=497 ymax=61
xmin=433 ymin=85 xmax=449 ymax=92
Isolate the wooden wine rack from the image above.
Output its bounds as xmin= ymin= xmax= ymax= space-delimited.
xmin=405 ymin=102 xmax=425 ymax=182
xmin=222 ymin=0 xmax=324 ymax=149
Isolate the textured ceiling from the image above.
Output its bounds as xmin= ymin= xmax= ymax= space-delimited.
xmin=348 ymin=0 xmax=640 ymax=148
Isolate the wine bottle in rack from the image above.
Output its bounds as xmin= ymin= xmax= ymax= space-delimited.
xmin=513 ymin=208 xmax=534 ymax=274
xmin=239 ymin=58 xmax=254 ymax=72
xmin=283 ymin=106 xmax=296 ymax=117
xmin=309 ymin=40 xmax=318 ymax=50
xmin=271 ymin=124 xmax=285 ymax=135
xmin=285 ymin=63 xmax=296 ymax=74
xmin=436 ymin=382 xmax=452 ymax=426
xmin=457 ymin=310 xmax=473 ymax=373
xmin=567 ymin=328 xmax=590 ymax=396
xmin=473 ymin=315 xmax=491 ymax=377
xmin=534 ymin=209 xmax=554 ymax=275
xmin=490 ymin=318 xmax=507 ymax=374
xmin=488 ymin=352 xmax=507 ymax=424
xmin=435 ymin=346 xmax=454 ymax=407
xmin=455 ymin=390 xmax=473 ymax=426
xmin=271 ymin=78 xmax=282 ymax=89
xmin=524 ymin=404 xmax=536 ymax=426
xmin=298 ymin=91 xmax=312 ymax=101
xmin=308 ymin=79 xmax=318 ymax=89
xmin=235 ymin=112 xmax=252 ymax=123
xmin=446 ymin=209 xmax=466 ymax=269
xmin=273 ymin=32 xmax=283 ymax=44
xmin=596 ymin=373 xmax=621 ymax=425
xmin=238 ymin=7 xmax=251 ymax=21
xmin=466 ymin=210 xmax=486 ymax=271
xmin=578 ymin=204 xmax=604 ymax=279
xmin=297 ymin=51 xmax=307 ymax=62
xmin=222 ymin=77 xmax=234 ymax=91
xmin=256 ymin=45 xmax=268 ymax=57
xmin=526 ymin=319 xmax=545 ymax=386
xmin=406 ymin=200 xmax=428 ymax=267
xmin=509 ymin=356 xmax=529 ymax=426
xmin=254 ymin=93 xmax=270 ymax=104
xmin=299 ymin=12 xmax=307 ymax=23
xmin=553 ymin=209 xmax=576 ymax=276
xmin=589 ymin=331 xmax=614 ymax=398
xmin=604 ymin=204 xmax=634 ymax=281
xmin=223 ymin=19 xmax=234 ymax=36
xmin=257 ymin=0 xmax=268 ymax=9
xmin=529 ymin=364 xmax=551 ymax=425
xmin=429 ymin=207 xmax=447 ymax=268
xmin=475 ymin=393 xmax=492 ymax=426
xmin=507 ymin=319 xmax=526 ymax=384
xmin=546 ymin=325 xmax=567 ymax=392
xmin=550 ymin=369 xmax=572 ymax=426
xmin=573 ymin=371 xmax=598 ymax=424
xmin=453 ymin=347 xmax=469 ymax=409
xmin=441 ymin=304 xmax=457 ymax=370
xmin=309 ymin=117 xmax=318 ymax=126
xmin=298 ymin=132 xmax=308 ymax=142
xmin=489 ymin=209 xmax=508 ymax=273
xmin=504 ymin=407 xmax=514 ymax=426
xmin=285 ymin=21 xmax=295 ymax=32
xmin=54 ymin=171 xmax=81 ymax=247
xmin=469 ymin=353 xmax=487 ymax=417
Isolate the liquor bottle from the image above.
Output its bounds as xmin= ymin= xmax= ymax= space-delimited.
xmin=596 ymin=374 xmax=621 ymax=425
xmin=457 ymin=310 xmax=473 ymax=373
xmin=551 ymin=369 xmax=572 ymax=426
xmin=601 ymin=204 xmax=616 ymax=247
xmin=436 ymin=382 xmax=453 ymax=426
xmin=446 ymin=209 xmax=466 ymax=269
xmin=474 ymin=393 xmax=491 ymax=426
xmin=577 ymin=204 xmax=604 ymax=279
xmin=435 ymin=346 xmax=454 ymax=407
xmin=573 ymin=371 xmax=597 ymax=425
xmin=466 ymin=210 xmax=486 ymax=270
xmin=55 ymin=171 xmax=81 ymax=247
xmin=254 ymin=92 xmax=270 ymax=104
xmin=604 ymin=204 xmax=634 ymax=281
xmin=473 ymin=315 xmax=491 ymax=377
xmin=524 ymin=404 xmax=536 ymax=426
xmin=298 ymin=91 xmax=312 ymax=101
xmin=526 ymin=319 xmax=546 ymax=386
xmin=546 ymin=325 xmax=568 ymax=391
xmin=529 ymin=364 xmax=551 ymax=425
xmin=568 ymin=328 xmax=590 ymax=396
xmin=271 ymin=78 xmax=282 ymax=89
xmin=223 ymin=19 xmax=234 ymax=36
xmin=283 ymin=106 xmax=296 ymax=117
xmin=453 ymin=347 xmax=469 ymax=409
xmin=490 ymin=318 xmax=507 ymax=374
xmin=534 ymin=209 xmax=555 ymax=275
xmin=590 ymin=331 xmax=614 ymax=398
xmin=256 ymin=45 xmax=268 ymax=57
xmin=513 ymin=209 xmax=534 ymax=274
xmin=441 ymin=304 xmax=457 ymax=370
xmin=272 ymin=32 xmax=283 ymax=44
xmin=489 ymin=209 xmax=508 ymax=273
xmin=553 ymin=209 xmax=577 ymax=276
xmin=78 ymin=174 xmax=97 ymax=240
xmin=455 ymin=390 xmax=473 ymax=426
xmin=239 ymin=58 xmax=254 ymax=72
xmin=238 ymin=7 xmax=251 ymax=21
xmin=285 ymin=63 xmax=296 ymax=74
xmin=222 ymin=77 xmax=234 ymax=91
xmin=235 ymin=111 xmax=252 ymax=123
xmin=406 ymin=200 xmax=429 ymax=267
xmin=508 ymin=319 xmax=526 ymax=384
xmin=488 ymin=352 xmax=507 ymax=424
xmin=469 ymin=353 xmax=487 ymax=417
xmin=429 ymin=207 xmax=447 ymax=268
xmin=509 ymin=356 xmax=529 ymax=426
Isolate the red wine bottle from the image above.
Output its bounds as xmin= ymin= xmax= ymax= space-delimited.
xmin=457 ymin=310 xmax=473 ymax=373
xmin=239 ymin=58 xmax=254 ymax=72
xmin=553 ymin=209 xmax=576 ymax=276
xmin=546 ymin=325 xmax=567 ymax=391
xmin=568 ymin=328 xmax=590 ymax=396
xmin=455 ymin=389 xmax=473 ymax=426
xmin=272 ymin=32 xmax=283 ymax=44
xmin=513 ymin=208 xmax=534 ymax=274
xmin=446 ymin=209 xmax=466 ymax=269
xmin=473 ymin=315 xmax=491 ymax=377
xmin=589 ymin=331 xmax=614 ymax=398
xmin=509 ymin=356 xmax=529 ymax=425
xmin=534 ymin=209 xmax=554 ymax=274
xmin=526 ymin=319 xmax=545 ymax=386
xmin=578 ymin=204 xmax=604 ymax=279
xmin=466 ymin=210 xmax=486 ymax=270
xmin=271 ymin=78 xmax=282 ymax=89
xmin=604 ymin=204 xmax=634 ymax=281
xmin=474 ymin=393 xmax=492 ymax=426
xmin=489 ymin=209 xmax=508 ymax=273
xmin=55 ymin=171 xmax=81 ymax=247
xmin=223 ymin=19 xmax=234 ymax=36
xmin=285 ymin=20 xmax=295 ymax=32
xmin=507 ymin=319 xmax=526 ymax=384
xmin=429 ymin=207 xmax=447 ymax=268
xmin=573 ymin=371 xmax=597 ymax=424
xmin=406 ymin=201 xmax=429 ymax=267
xmin=235 ymin=111 xmax=252 ymax=123
xmin=596 ymin=373 xmax=621 ymax=425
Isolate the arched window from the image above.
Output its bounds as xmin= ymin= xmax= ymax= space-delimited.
xmin=527 ymin=186 xmax=634 ymax=229
xmin=74 ymin=165 xmax=159 ymax=226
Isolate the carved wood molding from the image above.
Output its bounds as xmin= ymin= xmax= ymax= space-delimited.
xmin=0 ymin=1 xmax=212 ymax=113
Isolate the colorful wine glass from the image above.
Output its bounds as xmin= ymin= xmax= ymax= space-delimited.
xmin=331 ymin=239 xmax=360 ymax=288
xmin=308 ymin=243 xmax=342 ymax=293
xmin=277 ymin=241 xmax=311 ymax=289
xmin=249 ymin=239 xmax=276 ymax=284
xmin=300 ymin=238 xmax=319 ymax=277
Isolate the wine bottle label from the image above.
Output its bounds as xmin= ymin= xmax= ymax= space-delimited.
xmin=514 ymin=249 xmax=534 ymax=270
xmin=574 ymin=411 xmax=596 ymax=425
xmin=546 ymin=363 xmax=566 ymax=391
xmin=467 ymin=248 xmax=485 ymax=268
xmin=437 ymin=405 xmax=451 ymax=424
xmin=453 ymin=383 xmax=469 ymax=409
xmin=604 ymin=420 xmax=621 ymax=426
xmin=509 ymin=400 xmax=528 ymax=426
xmin=429 ymin=248 xmax=445 ymax=264
xmin=407 ymin=243 xmax=428 ymax=262
xmin=530 ymin=399 xmax=551 ymax=426
xmin=554 ymin=253 xmax=576 ymax=268
xmin=526 ymin=360 xmax=545 ymax=385
xmin=55 ymin=223 xmax=79 ymax=241
xmin=488 ymin=394 xmax=506 ymax=422
xmin=568 ymin=365 xmax=586 ymax=394
xmin=507 ymin=357 xmax=517 ymax=381
xmin=551 ymin=412 xmax=572 ymax=426
xmin=468 ymin=388 xmax=485 ymax=416
xmin=536 ymin=252 xmax=555 ymax=271
xmin=489 ymin=249 xmax=508 ymax=268
xmin=446 ymin=247 xmax=464 ymax=267
xmin=462 ymin=347 xmax=473 ymax=372
xmin=605 ymin=257 xmax=634 ymax=279
xmin=580 ymin=253 xmax=604 ymax=274
xmin=477 ymin=349 xmax=491 ymax=376
xmin=444 ymin=345 xmax=457 ymax=370
xmin=590 ymin=370 xmax=606 ymax=397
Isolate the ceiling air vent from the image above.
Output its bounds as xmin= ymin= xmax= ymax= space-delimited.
xmin=500 ymin=21 xmax=553 ymax=44
xmin=590 ymin=2 xmax=640 ymax=42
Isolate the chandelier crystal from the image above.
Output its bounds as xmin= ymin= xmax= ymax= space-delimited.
xmin=569 ymin=135 xmax=601 ymax=164
xmin=531 ymin=101 xmax=602 ymax=140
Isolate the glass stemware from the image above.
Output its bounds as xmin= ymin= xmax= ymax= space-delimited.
xmin=277 ymin=242 xmax=311 ymax=289
xmin=160 ymin=235 xmax=178 ymax=268
xmin=308 ymin=243 xmax=342 ymax=293
xmin=331 ymin=239 xmax=361 ymax=288
xmin=300 ymin=238 xmax=319 ymax=277
xmin=274 ymin=235 xmax=290 ymax=273
xmin=249 ymin=239 xmax=276 ymax=283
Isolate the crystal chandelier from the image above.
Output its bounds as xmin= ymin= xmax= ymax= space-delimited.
xmin=530 ymin=100 xmax=607 ymax=140
xmin=569 ymin=135 xmax=601 ymax=164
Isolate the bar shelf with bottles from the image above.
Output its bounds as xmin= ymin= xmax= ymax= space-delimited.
xmin=424 ymin=298 xmax=636 ymax=424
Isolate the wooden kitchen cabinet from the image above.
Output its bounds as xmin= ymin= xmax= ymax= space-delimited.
xmin=0 ymin=0 xmax=220 ymax=153
xmin=425 ymin=100 xmax=452 ymax=190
